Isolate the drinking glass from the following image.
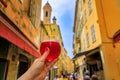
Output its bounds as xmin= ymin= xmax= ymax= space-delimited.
xmin=40 ymin=39 xmax=61 ymax=61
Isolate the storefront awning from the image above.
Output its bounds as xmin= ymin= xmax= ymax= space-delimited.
xmin=0 ymin=12 xmax=40 ymax=58
xmin=72 ymin=47 xmax=100 ymax=60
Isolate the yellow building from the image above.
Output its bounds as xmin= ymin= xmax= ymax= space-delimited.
xmin=73 ymin=0 xmax=86 ymax=79
xmin=0 ymin=0 xmax=43 ymax=80
xmin=73 ymin=0 xmax=120 ymax=80
xmin=65 ymin=51 xmax=74 ymax=73
xmin=59 ymin=48 xmax=74 ymax=75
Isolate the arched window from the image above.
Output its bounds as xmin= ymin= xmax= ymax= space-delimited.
xmin=46 ymin=11 xmax=48 ymax=17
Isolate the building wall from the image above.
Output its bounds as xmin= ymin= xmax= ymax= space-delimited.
xmin=95 ymin=0 xmax=120 ymax=79
xmin=39 ymin=23 xmax=50 ymax=43
xmin=0 ymin=0 xmax=42 ymax=79
xmin=59 ymin=48 xmax=74 ymax=74
xmin=73 ymin=0 xmax=81 ymax=56
xmin=1 ymin=0 xmax=42 ymax=47
xmin=66 ymin=55 xmax=74 ymax=73
xmin=73 ymin=0 xmax=85 ymax=79
xmin=0 ymin=38 xmax=35 ymax=80
xmin=82 ymin=0 xmax=101 ymax=51
xmin=73 ymin=0 xmax=120 ymax=79
xmin=99 ymin=0 xmax=120 ymax=37
xmin=6 ymin=44 xmax=35 ymax=80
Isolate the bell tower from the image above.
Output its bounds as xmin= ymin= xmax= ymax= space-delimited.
xmin=43 ymin=2 xmax=52 ymax=24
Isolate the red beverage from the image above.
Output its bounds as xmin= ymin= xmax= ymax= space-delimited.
xmin=40 ymin=40 xmax=61 ymax=61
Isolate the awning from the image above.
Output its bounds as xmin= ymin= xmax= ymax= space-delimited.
xmin=72 ymin=47 xmax=100 ymax=60
xmin=0 ymin=12 xmax=40 ymax=58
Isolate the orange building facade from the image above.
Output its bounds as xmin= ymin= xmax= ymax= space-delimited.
xmin=96 ymin=0 xmax=120 ymax=79
xmin=0 ymin=0 xmax=43 ymax=80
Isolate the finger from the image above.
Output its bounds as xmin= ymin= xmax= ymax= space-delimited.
xmin=39 ymin=47 xmax=50 ymax=61
xmin=45 ymin=58 xmax=59 ymax=66
xmin=45 ymin=61 xmax=50 ymax=66
xmin=47 ymin=58 xmax=58 ymax=70
xmin=43 ymin=59 xmax=58 ymax=77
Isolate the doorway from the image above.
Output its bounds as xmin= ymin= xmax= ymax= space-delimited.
xmin=17 ymin=54 xmax=29 ymax=78
xmin=0 ymin=37 xmax=10 ymax=80
xmin=0 ymin=59 xmax=8 ymax=80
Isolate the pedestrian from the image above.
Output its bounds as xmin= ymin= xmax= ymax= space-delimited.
xmin=91 ymin=71 xmax=98 ymax=80
xmin=66 ymin=74 xmax=72 ymax=80
xmin=59 ymin=75 xmax=62 ymax=80
xmin=71 ymin=73 xmax=76 ymax=80
xmin=54 ymin=75 xmax=60 ymax=80
xmin=83 ymin=71 xmax=90 ymax=80
xmin=62 ymin=74 xmax=68 ymax=80
xmin=18 ymin=47 xmax=58 ymax=80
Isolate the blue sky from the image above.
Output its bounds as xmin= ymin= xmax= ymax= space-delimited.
xmin=41 ymin=0 xmax=76 ymax=58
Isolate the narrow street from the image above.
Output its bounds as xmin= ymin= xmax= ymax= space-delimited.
xmin=0 ymin=0 xmax=120 ymax=80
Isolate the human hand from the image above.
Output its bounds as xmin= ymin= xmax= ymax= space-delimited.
xmin=18 ymin=47 xmax=58 ymax=80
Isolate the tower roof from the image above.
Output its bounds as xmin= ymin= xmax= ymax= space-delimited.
xmin=52 ymin=16 xmax=57 ymax=24
xmin=43 ymin=1 xmax=52 ymax=11
xmin=53 ymin=16 xmax=56 ymax=20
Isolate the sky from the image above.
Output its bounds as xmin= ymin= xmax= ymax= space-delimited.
xmin=41 ymin=0 xmax=76 ymax=58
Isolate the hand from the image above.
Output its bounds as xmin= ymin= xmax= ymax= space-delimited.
xmin=18 ymin=47 xmax=58 ymax=80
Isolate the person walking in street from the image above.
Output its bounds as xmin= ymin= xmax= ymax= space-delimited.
xmin=91 ymin=71 xmax=98 ymax=80
xmin=70 ymin=73 xmax=76 ymax=80
xmin=62 ymin=74 xmax=68 ymax=80
xmin=18 ymin=47 xmax=58 ymax=80
xmin=54 ymin=75 xmax=61 ymax=80
xmin=83 ymin=71 xmax=90 ymax=80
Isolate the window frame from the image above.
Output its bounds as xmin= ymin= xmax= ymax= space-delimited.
xmin=91 ymin=25 xmax=96 ymax=42
xmin=88 ymin=0 xmax=92 ymax=14
xmin=86 ymin=33 xmax=90 ymax=47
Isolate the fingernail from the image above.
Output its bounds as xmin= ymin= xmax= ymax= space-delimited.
xmin=45 ymin=47 xmax=49 ymax=52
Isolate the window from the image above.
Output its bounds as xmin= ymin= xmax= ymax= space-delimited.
xmin=28 ymin=0 xmax=36 ymax=26
xmin=80 ymin=17 xmax=84 ymax=31
xmin=91 ymin=25 xmax=96 ymax=42
xmin=46 ymin=11 xmax=48 ymax=17
xmin=78 ymin=48 xmax=81 ymax=53
xmin=78 ymin=31 xmax=80 ymax=38
xmin=86 ymin=33 xmax=89 ymax=47
xmin=88 ymin=0 xmax=92 ymax=14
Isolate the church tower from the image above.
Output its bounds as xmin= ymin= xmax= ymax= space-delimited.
xmin=43 ymin=2 xmax=52 ymax=24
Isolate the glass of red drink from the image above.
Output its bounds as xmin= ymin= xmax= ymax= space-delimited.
xmin=40 ymin=40 xmax=61 ymax=61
